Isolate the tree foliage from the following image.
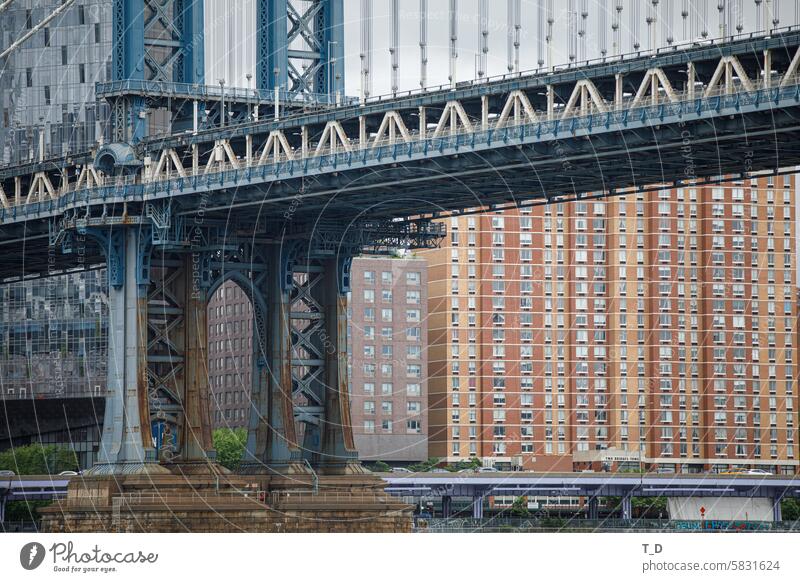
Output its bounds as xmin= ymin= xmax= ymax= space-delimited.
xmin=408 ymin=457 xmax=441 ymax=472
xmin=0 ymin=444 xmax=78 ymax=523
xmin=510 ymin=497 xmax=530 ymax=518
xmin=212 ymin=428 xmax=247 ymax=472
xmin=0 ymin=443 xmax=78 ymax=475
xmin=446 ymin=457 xmax=483 ymax=472
xmin=367 ymin=460 xmax=391 ymax=473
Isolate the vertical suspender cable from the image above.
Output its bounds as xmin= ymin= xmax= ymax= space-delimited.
xmin=360 ymin=0 xmax=372 ymax=99
xmin=479 ymin=0 xmax=488 ymax=78
xmin=579 ymin=0 xmax=588 ymax=62
xmin=718 ymin=0 xmax=726 ymax=37
xmin=420 ymin=0 xmax=427 ymax=89
xmin=755 ymin=0 xmax=763 ymax=32
xmin=663 ymin=0 xmax=674 ymax=44
xmin=390 ymin=0 xmax=399 ymax=95
xmin=547 ymin=0 xmax=554 ymax=68
xmin=599 ymin=0 xmax=608 ymax=57
xmin=508 ymin=0 xmax=521 ymax=73
xmin=537 ymin=0 xmax=545 ymax=67
xmin=771 ymin=0 xmax=780 ymax=29
xmin=700 ymin=0 xmax=709 ymax=37
xmin=613 ymin=1 xmax=623 ymax=56
xmin=568 ymin=0 xmax=577 ymax=62
xmin=631 ymin=0 xmax=641 ymax=51
xmin=682 ymin=0 xmax=689 ymax=41
xmin=735 ymin=0 xmax=743 ymax=33
xmin=647 ymin=0 xmax=658 ymax=51
xmin=450 ymin=0 xmax=458 ymax=89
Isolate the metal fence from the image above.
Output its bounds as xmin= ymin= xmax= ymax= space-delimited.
xmin=414 ymin=517 xmax=800 ymax=533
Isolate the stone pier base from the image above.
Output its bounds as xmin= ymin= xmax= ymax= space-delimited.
xmin=40 ymin=471 xmax=412 ymax=533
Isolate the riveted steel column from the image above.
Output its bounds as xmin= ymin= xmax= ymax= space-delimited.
xmin=242 ymin=245 xmax=301 ymax=472
xmin=318 ymin=256 xmax=359 ymax=472
xmin=89 ymin=228 xmax=165 ymax=475
xmin=179 ymin=254 xmax=215 ymax=463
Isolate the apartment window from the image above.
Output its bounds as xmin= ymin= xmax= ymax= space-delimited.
xmin=381 ymin=271 xmax=392 ymax=284
xmin=406 ymin=271 xmax=421 ymax=285
xmin=407 ymin=383 xmax=421 ymax=396
xmin=364 ymin=271 xmax=375 ymax=284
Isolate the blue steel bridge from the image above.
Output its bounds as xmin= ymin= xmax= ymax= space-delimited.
xmin=2 ymin=2 xmax=800 ymax=476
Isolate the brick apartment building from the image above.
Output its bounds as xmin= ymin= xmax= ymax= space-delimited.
xmin=422 ymin=175 xmax=799 ymax=475
xmin=348 ymin=256 xmax=429 ymax=463
xmin=208 ymin=280 xmax=253 ymax=428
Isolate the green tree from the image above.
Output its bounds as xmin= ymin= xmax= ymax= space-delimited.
xmin=0 ymin=444 xmax=78 ymax=523
xmin=632 ymin=496 xmax=668 ymax=518
xmin=0 ymin=443 xmax=78 ymax=475
xmin=408 ymin=457 xmax=440 ymax=472
xmin=212 ymin=428 xmax=247 ymax=472
xmin=781 ymin=498 xmax=800 ymax=521
xmin=367 ymin=460 xmax=391 ymax=473
xmin=446 ymin=457 xmax=483 ymax=472
xmin=510 ymin=496 xmax=530 ymax=518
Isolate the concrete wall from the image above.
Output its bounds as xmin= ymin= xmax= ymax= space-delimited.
xmin=668 ymin=496 xmax=775 ymax=522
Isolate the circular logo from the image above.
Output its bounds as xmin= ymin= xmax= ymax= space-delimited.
xmin=19 ymin=542 xmax=46 ymax=570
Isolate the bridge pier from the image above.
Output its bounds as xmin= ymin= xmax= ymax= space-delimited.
xmin=241 ymin=248 xmax=360 ymax=475
xmin=84 ymin=228 xmax=167 ymax=475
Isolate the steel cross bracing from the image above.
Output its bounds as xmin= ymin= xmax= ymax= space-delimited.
xmin=111 ymin=0 xmax=204 ymax=142
xmin=4 ymin=28 xmax=800 ymax=235
xmin=257 ymin=0 xmax=345 ymax=101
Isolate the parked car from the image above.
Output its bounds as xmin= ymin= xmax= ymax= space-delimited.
xmin=430 ymin=468 xmax=449 ymax=473
xmin=391 ymin=467 xmax=412 ymax=474
xmin=0 ymin=470 xmax=15 ymax=477
xmin=58 ymin=470 xmax=79 ymax=476
xmin=477 ymin=467 xmax=499 ymax=473
xmin=745 ymin=469 xmax=773 ymax=476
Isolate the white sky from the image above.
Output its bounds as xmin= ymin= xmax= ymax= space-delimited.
xmin=205 ymin=1 xmax=800 ymax=95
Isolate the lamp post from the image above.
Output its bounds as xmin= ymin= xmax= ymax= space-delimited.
xmin=245 ymin=73 xmax=253 ymax=121
xmin=327 ymin=40 xmax=339 ymax=103
xmin=218 ymin=78 xmax=226 ymax=128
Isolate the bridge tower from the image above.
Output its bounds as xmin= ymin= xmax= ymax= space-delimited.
xmin=111 ymin=0 xmax=205 ymax=142
xmin=257 ymin=0 xmax=345 ymax=101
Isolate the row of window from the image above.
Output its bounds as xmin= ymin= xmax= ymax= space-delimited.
xmin=361 ymin=270 xmax=422 ymax=286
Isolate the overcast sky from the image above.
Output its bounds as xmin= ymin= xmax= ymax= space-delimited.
xmin=205 ymin=0 xmax=800 ymax=95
